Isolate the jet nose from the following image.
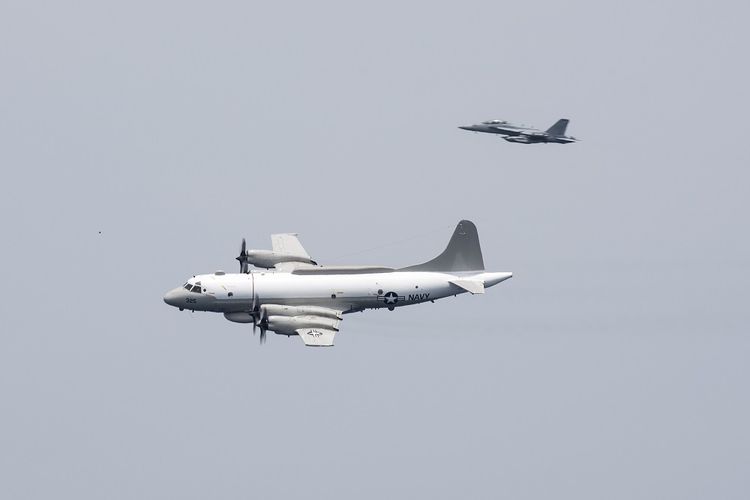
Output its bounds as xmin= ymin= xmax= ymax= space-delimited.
xmin=163 ymin=288 xmax=183 ymax=307
xmin=458 ymin=125 xmax=474 ymax=131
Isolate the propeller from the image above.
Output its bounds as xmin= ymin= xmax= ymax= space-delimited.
xmin=252 ymin=298 xmax=268 ymax=345
xmin=236 ymin=238 xmax=249 ymax=274
xmin=257 ymin=306 xmax=268 ymax=345
xmin=251 ymin=293 xmax=258 ymax=336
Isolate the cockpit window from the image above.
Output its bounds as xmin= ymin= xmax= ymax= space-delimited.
xmin=183 ymin=283 xmax=191 ymax=290
xmin=191 ymin=285 xmax=201 ymax=293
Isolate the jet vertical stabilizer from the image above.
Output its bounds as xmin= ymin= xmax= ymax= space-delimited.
xmin=545 ymin=119 xmax=569 ymax=137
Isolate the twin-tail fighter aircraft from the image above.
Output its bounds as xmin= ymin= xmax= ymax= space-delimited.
xmin=459 ymin=118 xmax=578 ymax=144
xmin=163 ymin=220 xmax=512 ymax=347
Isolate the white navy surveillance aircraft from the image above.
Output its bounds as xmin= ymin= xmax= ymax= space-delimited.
xmin=163 ymin=220 xmax=512 ymax=347
xmin=459 ymin=118 xmax=578 ymax=144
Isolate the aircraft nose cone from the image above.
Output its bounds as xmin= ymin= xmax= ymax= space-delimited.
xmin=458 ymin=125 xmax=473 ymax=131
xmin=163 ymin=288 xmax=182 ymax=307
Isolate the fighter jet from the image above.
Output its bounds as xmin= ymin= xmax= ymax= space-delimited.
xmin=163 ymin=220 xmax=513 ymax=347
xmin=459 ymin=118 xmax=578 ymax=144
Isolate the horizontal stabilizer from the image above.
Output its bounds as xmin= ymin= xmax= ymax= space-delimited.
xmin=449 ymin=279 xmax=485 ymax=294
xmin=297 ymin=328 xmax=337 ymax=347
xmin=473 ymin=272 xmax=513 ymax=288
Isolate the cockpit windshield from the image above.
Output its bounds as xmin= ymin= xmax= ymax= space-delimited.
xmin=184 ymin=281 xmax=202 ymax=293
xmin=482 ymin=120 xmax=506 ymax=125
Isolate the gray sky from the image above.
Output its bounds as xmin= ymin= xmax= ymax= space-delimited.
xmin=1 ymin=0 xmax=749 ymax=498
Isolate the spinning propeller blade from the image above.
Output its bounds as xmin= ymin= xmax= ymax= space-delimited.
xmin=251 ymin=294 xmax=258 ymax=336
xmin=236 ymin=238 xmax=249 ymax=273
xmin=254 ymin=302 xmax=268 ymax=345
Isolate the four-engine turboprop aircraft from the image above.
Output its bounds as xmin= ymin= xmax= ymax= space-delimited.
xmin=163 ymin=220 xmax=512 ymax=347
xmin=459 ymin=118 xmax=578 ymax=144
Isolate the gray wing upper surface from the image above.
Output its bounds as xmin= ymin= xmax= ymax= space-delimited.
xmin=271 ymin=233 xmax=311 ymax=259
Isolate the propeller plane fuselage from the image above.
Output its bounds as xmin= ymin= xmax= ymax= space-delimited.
xmin=164 ymin=269 xmax=512 ymax=314
xmin=163 ymin=221 xmax=512 ymax=346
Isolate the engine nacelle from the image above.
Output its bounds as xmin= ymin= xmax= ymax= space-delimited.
xmin=260 ymin=304 xmax=343 ymax=320
xmin=244 ymin=250 xmax=316 ymax=269
xmin=223 ymin=312 xmax=255 ymax=323
xmin=266 ymin=315 xmax=341 ymax=336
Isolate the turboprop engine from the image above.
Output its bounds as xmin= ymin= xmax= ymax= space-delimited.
xmin=225 ymin=303 xmax=343 ymax=343
xmin=223 ymin=306 xmax=341 ymax=325
xmin=266 ymin=315 xmax=341 ymax=336
xmin=260 ymin=304 xmax=342 ymax=320
xmin=244 ymin=249 xmax=317 ymax=269
xmin=236 ymin=238 xmax=316 ymax=272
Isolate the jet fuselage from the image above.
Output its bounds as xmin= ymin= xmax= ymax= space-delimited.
xmin=459 ymin=118 xmax=577 ymax=144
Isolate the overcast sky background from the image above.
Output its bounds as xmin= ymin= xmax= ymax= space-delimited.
xmin=1 ymin=0 xmax=749 ymax=498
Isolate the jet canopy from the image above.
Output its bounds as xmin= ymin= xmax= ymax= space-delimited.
xmin=482 ymin=120 xmax=507 ymax=125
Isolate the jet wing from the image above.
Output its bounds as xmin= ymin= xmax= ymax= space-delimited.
xmin=489 ymin=126 xmax=517 ymax=135
xmin=296 ymin=327 xmax=337 ymax=347
xmin=271 ymin=233 xmax=312 ymax=260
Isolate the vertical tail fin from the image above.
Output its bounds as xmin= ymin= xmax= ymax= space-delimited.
xmin=401 ymin=220 xmax=485 ymax=273
xmin=545 ymin=119 xmax=569 ymax=136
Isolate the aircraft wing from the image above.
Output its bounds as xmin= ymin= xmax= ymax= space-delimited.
xmin=273 ymin=262 xmax=317 ymax=273
xmin=271 ymin=233 xmax=312 ymax=260
xmin=489 ymin=126 xmax=517 ymax=135
xmin=296 ymin=327 xmax=338 ymax=347
xmin=263 ymin=305 xmax=342 ymax=346
xmin=295 ymin=310 xmax=342 ymax=347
